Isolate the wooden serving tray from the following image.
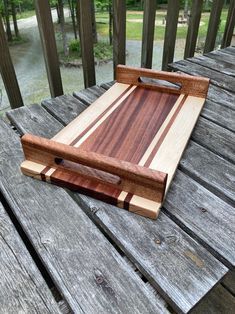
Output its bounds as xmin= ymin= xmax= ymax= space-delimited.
xmin=20 ymin=66 xmax=209 ymax=219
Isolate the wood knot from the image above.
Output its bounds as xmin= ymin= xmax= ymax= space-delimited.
xmin=200 ymin=207 xmax=207 ymax=213
xmin=95 ymin=275 xmax=104 ymax=284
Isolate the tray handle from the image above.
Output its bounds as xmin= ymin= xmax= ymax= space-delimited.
xmin=21 ymin=134 xmax=167 ymax=203
xmin=116 ymin=65 xmax=210 ymax=98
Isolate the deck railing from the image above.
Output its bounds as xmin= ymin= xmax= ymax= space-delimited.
xmin=0 ymin=0 xmax=235 ymax=109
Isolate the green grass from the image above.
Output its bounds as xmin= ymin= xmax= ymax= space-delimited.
xmin=97 ymin=9 xmax=229 ymax=41
xmin=16 ymin=10 xmax=35 ymax=20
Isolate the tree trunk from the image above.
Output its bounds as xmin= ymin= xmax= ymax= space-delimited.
xmin=3 ymin=0 xmax=12 ymax=41
xmin=11 ymin=0 xmax=19 ymax=37
xmin=58 ymin=0 xmax=68 ymax=56
xmin=68 ymin=0 xmax=77 ymax=39
xmin=56 ymin=4 xmax=60 ymax=24
xmin=108 ymin=0 xmax=113 ymax=45
xmin=91 ymin=0 xmax=97 ymax=43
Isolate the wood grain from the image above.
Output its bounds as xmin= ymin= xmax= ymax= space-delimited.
xmin=116 ymin=65 xmax=210 ymax=97
xmin=0 ymin=202 xmax=61 ymax=313
xmin=21 ymin=134 xmax=167 ymax=202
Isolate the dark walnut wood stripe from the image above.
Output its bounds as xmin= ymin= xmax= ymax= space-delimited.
xmin=41 ymin=166 xmax=51 ymax=181
xmin=70 ymin=85 xmax=134 ymax=146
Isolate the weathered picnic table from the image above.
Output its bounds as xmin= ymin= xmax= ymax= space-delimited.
xmin=0 ymin=47 xmax=235 ymax=314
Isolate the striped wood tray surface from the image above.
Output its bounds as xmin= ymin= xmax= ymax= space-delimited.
xmin=21 ymin=66 xmax=209 ymax=219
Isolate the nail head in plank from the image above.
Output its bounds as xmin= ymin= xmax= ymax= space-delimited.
xmin=0 ymin=202 xmax=61 ymax=313
xmin=0 ymin=119 xmax=168 ymax=314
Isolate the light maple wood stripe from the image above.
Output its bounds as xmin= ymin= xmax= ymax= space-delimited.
xmin=150 ymin=96 xmax=205 ymax=193
xmin=138 ymin=94 xmax=185 ymax=166
xmin=53 ymin=83 xmax=133 ymax=144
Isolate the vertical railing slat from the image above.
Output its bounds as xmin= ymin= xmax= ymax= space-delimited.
xmin=113 ymin=0 xmax=126 ymax=78
xmin=0 ymin=15 xmax=23 ymax=109
xmin=204 ymin=0 xmax=225 ymax=53
xmin=141 ymin=0 xmax=156 ymax=68
xmin=221 ymin=0 xmax=235 ymax=48
xmin=35 ymin=0 xmax=63 ymax=97
xmin=162 ymin=0 xmax=180 ymax=71
xmin=184 ymin=0 xmax=203 ymax=59
xmin=79 ymin=0 xmax=96 ymax=87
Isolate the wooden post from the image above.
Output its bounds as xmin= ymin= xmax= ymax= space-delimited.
xmin=141 ymin=0 xmax=156 ymax=68
xmin=0 ymin=15 xmax=23 ymax=109
xmin=184 ymin=0 xmax=203 ymax=59
xmin=113 ymin=0 xmax=126 ymax=78
xmin=204 ymin=0 xmax=224 ymax=53
xmin=35 ymin=0 xmax=63 ymax=97
xmin=79 ymin=0 xmax=96 ymax=88
xmin=221 ymin=0 xmax=235 ymax=48
xmin=162 ymin=0 xmax=180 ymax=71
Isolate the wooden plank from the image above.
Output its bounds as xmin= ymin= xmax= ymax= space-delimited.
xmin=162 ymin=0 xmax=180 ymax=70
xmin=141 ymin=0 xmax=156 ymax=68
xmin=192 ymin=284 xmax=235 ymax=313
xmin=179 ymin=141 xmax=235 ymax=206
xmin=0 ymin=118 xmax=169 ymax=314
xmin=201 ymin=99 xmax=235 ymax=133
xmin=204 ymin=0 xmax=225 ymax=53
xmin=188 ymin=55 xmax=235 ymax=76
xmin=0 ymin=15 xmax=23 ymax=109
xmin=6 ymin=102 xmax=228 ymax=313
xmin=79 ymin=0 xmax=96 ymax=87
xmin=184 ymin=0 xmax=203 ymax=59
xmin=113 ymin=0 xmax=126 ymax=77
xmin=100 ymin=81 xmax=115 ymax=90
xmin=206 ymin=49 xmax=235 ymax=65
xmin=42 ymin=95 xmax=87 ymax=126
xmin=73 ymin=85 xmax=106 ymax=106
xmin=0 ymin=202 xmax=61 ymax=313
xmin=164 ymin=170 xmax=235 ymax=268
xmin=192 ymin=117 xmax=235 ymax=164
xmin=6 ymin=103 xmax=63 ymax=137
xmin=35 ymin=0 xmax=63 ymax=97
xmin=170 ymin=59 xmax=235 ymax=92
xmin=221 ymin=0 xmax=235 ymax=48
xmin=223 ymin=270 xmax=235 ymax=295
